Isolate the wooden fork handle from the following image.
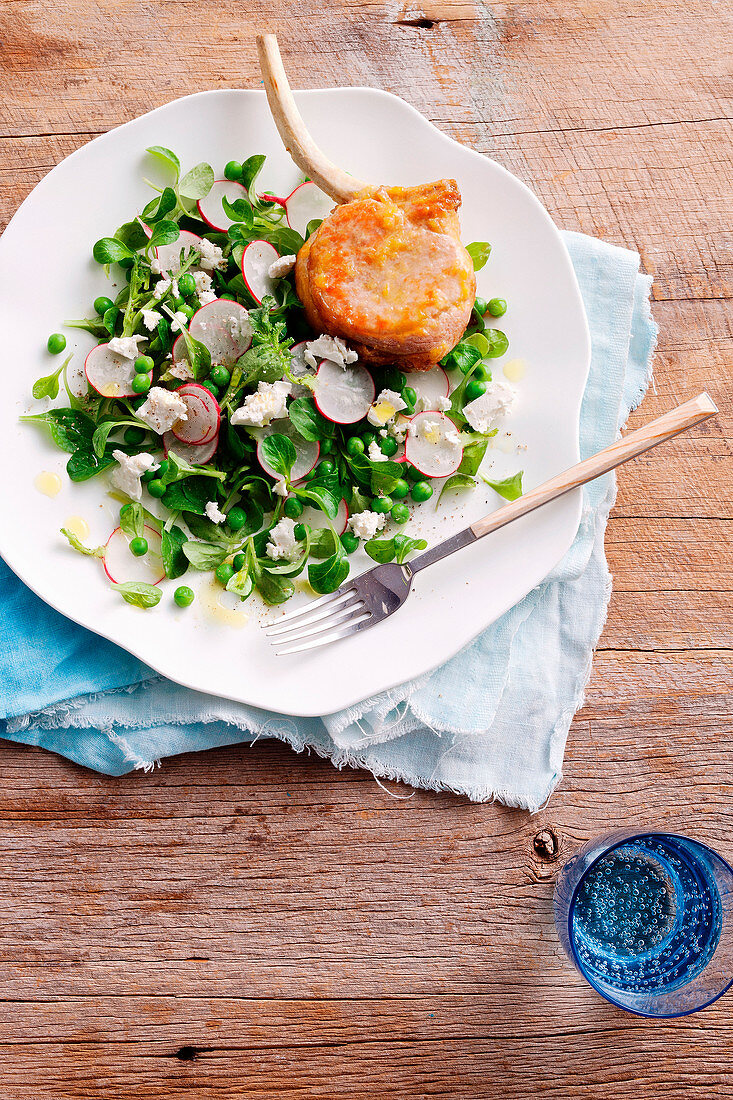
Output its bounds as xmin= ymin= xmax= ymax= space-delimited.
xmin=469 ymin=392 xmax=717 ymax=540
xmin=256 ymin=34 xmax=369 ymax=204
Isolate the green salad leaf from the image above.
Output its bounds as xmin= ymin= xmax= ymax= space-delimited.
xmin=481 ymin=470 xmax=524 ymax=501
xmin=466 ymin=241 xmax=492 ymax=271
xmin=111 ymin=581 xmax=162 ymax=609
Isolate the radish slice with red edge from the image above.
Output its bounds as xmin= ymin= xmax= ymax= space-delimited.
xmin=302 ymin=499 xmax=348 ymax=536
xmin=103 ymin=524 xmax=164 ymax=586
xmin=241 ymin=239 xmax=279 ymax=304
xmin=84 ymin=343 xmax=137 ymax=399
xmin=408 ymin=365 xmax=450 ymax=409
xmin=173 ymin=299 xmax=252 ymax=367
xmin=404 ymin=411 xmax=464 ymax=478
xmin=285 ymin=181 xmax=334 ymax=237
xmin=257 ymin=418 xmax=319 ymax=483
xmin=172 ymin=382 xmax=221 ymax=445
xmin=197 ymin=179 xmax=247 ymax=232
xmin=163 ymin=431 xmax=219 ymax=466
xmin=313 ymin=359 xmax=375 ymax=424
xmin=155 ymin=229 xmax=202 ymax=275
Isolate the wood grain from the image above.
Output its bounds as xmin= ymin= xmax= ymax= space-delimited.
xmin=1 ymin=0 xmax=732 ymax=1097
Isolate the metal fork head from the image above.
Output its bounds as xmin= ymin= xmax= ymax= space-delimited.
xmin=264 ymin=562 xmax=413 ymax=655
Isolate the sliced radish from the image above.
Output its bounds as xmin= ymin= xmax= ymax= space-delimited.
xmin=154 ymin=229 xmax=202 ymax=275
xmin=163 ymin=431 xmax=219 ymax=466
xmin=257 ymin=419 xmax=319 ymax=483
xmin=84 ymin=343 xmax=137 ymax=399
xmin=285 ymin=181 xmax=334 ymax=237
xmin=313 ymin=359 xmax=375 ymax=424
xmin=197 ymin=179 xmax=247 ymax=232
xmin=172 ymin=299 xmax=252 ymax=367
xmin=302 ymin=498 xmax=348 ymax=536
xmin=103 ymin=524 xmax=164 ymax=586
xmin=404 ymin=411 xmax=464 ymax=478
xmin=288 ymin=340 xmax=316 ymax=397
xmin=172 ymin=382 xmax=221 ymax=445
xmin=241 ymin=240 xmax=279 ymax=304
xmin=409 ymin=365 xmax=450 ymax=409
xmin=260 ymin=192 xmax=287 ymax=206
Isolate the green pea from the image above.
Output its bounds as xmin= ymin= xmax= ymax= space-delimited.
xmin=305 ymin=467 xmax=317 ymax=481
xmin=200 ymin=380 xmax=220 ymax=398
xmin=177 ymin=272 xmax=197 ymax=298
xmin=94 ymin=296 xmax=115 ymax=316
xmin=340 ymin=532 xmax=359 ymax=554
xmin=474 ymin=296 xmax=488 ymax=316
xmin=46 ymin=333 xmax=66 ymax=355
xmin=294 ymin=523 xmax=307 ymax=540
xmin=485 ymin=328 xmax=509 ymax=358
xmin=403 ymin=387 xmax=417 ymax=411
xmin=320 ymin=438 xmax=334 ymax=454
xmin=226 ymin=506 xmax=247 ymax=532
xmin=391 ymin=503 xmax=410 ymax=524
xmin=232 ymin=552 xmax=246 ymax=572
xmin=219 ymin=292 xmax=236 ymax=301
xmin=472 ymin=364 xmax=491 ymax=382
xmin=284 ymin=497 xmax=303 ymax=519
xmin=487 ymin=297 xmax=507 ymax=317
xmin=391 ymin=478 xmax=410 ymax=499
xmin=180 ymin=304 xmax=196 ymax=321
xmin=225 ymin=160 xmax=243 ymax=181
xmin=134 ymin=354 xmax=154 ymax=374
xmin=380 ymin=437 xmax=398 ymax=458
xmin=129 ymin=536 xmax=148 ymax=557
xmin=405 ymin=464 xmax=423 ymax=482
xmin=124 ymin=426 xmax=147 ymax=446
xmin=317 ymin=458 xmax=335 ymax=475
xmin=141 ymin=467 xmax=157 ymax=484
xmin=157 ymin=459 xmax=170 ymax=478
xmin=132 ymin=373 xmax=151 ymax=394
xmin=346 ymin=436 xmax=365 ymax=457
xmin=465 ymin=380 xmax=487 ymax=403
xmin=210 ymin=364 xmax=231 ymax=387
xmin=174 ymin=585 xmax=195 ymax=607
xmin=411 ymin=480 xmax=433 ymax=503
xmin=371 ymin=496 xmax=393 ymax=513
xmin=361 ymin=431 xmax=377 ymax=449
xmin=215 ymin=561 xmax=235 ymax=586
xmin=147 ymin=478 xmax=166 ymax=498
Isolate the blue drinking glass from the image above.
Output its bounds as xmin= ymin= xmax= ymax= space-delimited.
xmin=554 ymin=829 xmax=733 ymax=1017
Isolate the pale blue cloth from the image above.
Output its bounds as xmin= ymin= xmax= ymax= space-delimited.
xmin=0 ymin=233 xmax=656 ymax=810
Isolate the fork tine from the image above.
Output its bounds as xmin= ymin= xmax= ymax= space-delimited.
xmin=273 ymin=611 xmax=372 ymax=655
xmin=265 ymin=586 xmax=358 ymax=636
xmin=269 ymin=599 xmax=366 ymax=646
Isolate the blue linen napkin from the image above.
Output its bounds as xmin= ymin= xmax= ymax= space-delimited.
xmin=0 ymin=232 xmax=656 ymax=810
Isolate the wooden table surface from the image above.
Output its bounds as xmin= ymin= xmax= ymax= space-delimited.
xmin=1 ymin=1 xmax=731 ymax=1096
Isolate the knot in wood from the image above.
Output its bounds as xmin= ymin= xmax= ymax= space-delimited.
xmin=533 ymin=828 xmax=559 ymax=861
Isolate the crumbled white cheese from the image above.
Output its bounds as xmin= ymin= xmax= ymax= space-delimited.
xmin=266 ymin=517 xmax=300 ymax=561
xmin=199 ymin=289 xmax=218 ymax=305
xmin=110 ymin=450 xmax=159 ymax=502
xmin=142 ymin=309 xmax=162 ymax=331
xmin=347 ymin=510 xmax=387 ymax=541
xmin=136 ymin=386 xmax=188 ymax=435
xmin=415 ymin=391 xmax=452 ymax=413
xmin=107 ymin=335 xmax=147 ymax=360
xmin=168 ymin=360 xmax=193 ymax=381
xmin=229 ymin=314 xmax=249 ymax=340
xmin=367 ymin=388 xmax=407 ymax=427
xmin=388 ymin=416 xmax=409 ymax=444
xmin=268 ymin=253 xmax=297 ymax=279
xmin=197 ymin=237 xmax=226 ymax=271
xmin=445 ymin=428 xmax=462 ymax=447
xmin=194 ymin=270 xmax=213 ymax=295
xmin=170 ymin=310 xmax=188 ymax=333
xmin=409 ymin=417 xmax=442 ymax=441
xmin=150 ymin=258 xmax=163 ymax=276
xmin=303 ymin=334 xmax=358 ymax=371
xmin=152 ymin=275 xmax=179 ymax=300
xmin=463 ymin=380 xmax=516 ymax=433
xmin=205 ymin=500 xmax=227 ymax=525
xmin=273 ymin=478 xmax=289 ymax=498
xmin=230 ymin=380 xmax=292 ymax=428
xmin=368 ymin=441 xmax=387 ymax=463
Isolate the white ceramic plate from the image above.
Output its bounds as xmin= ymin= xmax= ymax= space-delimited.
xmin=0 ymin=89 xmax=590 ymax=716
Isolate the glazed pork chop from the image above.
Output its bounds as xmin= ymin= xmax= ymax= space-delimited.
xmin=257 ymin=35 xmax=476 ymax=372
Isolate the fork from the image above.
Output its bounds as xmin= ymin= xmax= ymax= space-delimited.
xmin=265 ymin=393 xmax=717 ymax=655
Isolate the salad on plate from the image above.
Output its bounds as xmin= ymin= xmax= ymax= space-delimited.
xmin=23 ymin=148 xmax=522 ymax=611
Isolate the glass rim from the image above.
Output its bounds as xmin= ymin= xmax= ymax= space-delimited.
xmin=564 ymin=829 xmax=733 ymax=1019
